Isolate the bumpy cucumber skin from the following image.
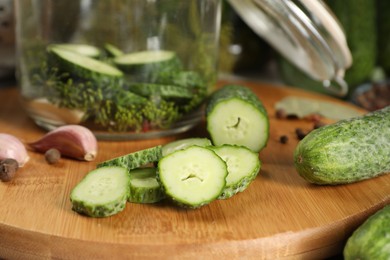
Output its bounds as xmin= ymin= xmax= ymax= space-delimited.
xmin=70 ymin=166 xmax=130 ymax=218
xmin=157 ymin=146 xmax=227 ymax=209
xmin=129 ymin=184 xmax=165 ymax=204
xmin=71 ymin=195 xmax=128 ymax=218
xmin=162 ymin=138 xmax=212 ymax=156
xmin=343 ymin=205 xmax=390 ymax=260
xmin=209 ymin=145 xmax=261 ymax=199
xmin=294 ymin=106 xmax=390 ymax=184
xmin=206 ymin=85 xmax=269 ymax=152
xmin=97 ymin=146 xmax=163 ymax=170
xmin=48 ymin=46 xmax=123 ymax=83
xmin=128 ymin=168 xmax=166 ymax=204
xmin=206 ymin=85 xmax=268 ymax=121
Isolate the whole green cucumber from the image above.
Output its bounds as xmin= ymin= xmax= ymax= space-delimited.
xmin=343 ymin=205 xmax=390 ymax=260
xmin=294 ymin=106 xmax=390 ymax=184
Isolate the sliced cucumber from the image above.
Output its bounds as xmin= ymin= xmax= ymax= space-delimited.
xmin=128 ymin=83 xmax=193 ymax=100
xmin=70 ymin=166 xmax=130 ymax=218
xmin=206 ymin=85 xmax=269 ymax=152
xmin=48 ymin=46 xmax=123 ymax=81
xmin=128 ymin=167 xmax=165 ymax=203
xmin=113 ymin=50 xmax=182 ymax=80
xmin=97 ymin=146 xmax=162 ymax=170
xmin=104 ymin=43 xmax=124 ymax=57
xmin=157 ymin=146 xmax=227 ymax=208
xmin=208 ymin=145 xmax=261 ymax=199
xmin=49 ymin=43 xmax=102 ymax=58
xmin=162 ymin=138 xmax=212 ymax=157
xmin=156 ymin=71 xmax=205 ymax=89
xmin=114 ymin=50 xmax=177 ymax=67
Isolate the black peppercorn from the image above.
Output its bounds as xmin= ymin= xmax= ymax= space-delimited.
xmin=279 ymin=135 xmax=289 ymax=144
xmin=295 ymin=128 xmax=307 ymax=140
xmin=0 ymin=158 xmax=19 ymax=182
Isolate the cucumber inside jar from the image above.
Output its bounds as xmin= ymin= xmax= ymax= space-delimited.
xmin=28 ymin=43 xmax=210 ymax=135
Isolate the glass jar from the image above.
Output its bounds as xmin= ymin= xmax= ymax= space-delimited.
xmin=0 ymin=0 xmax=15 ymax=79
xmin=227 ymin=0 xmax=352 ymax=97
xmin=15 ymin=0 xmax=221 ymax=140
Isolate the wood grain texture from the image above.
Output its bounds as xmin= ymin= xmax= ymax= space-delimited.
xmin=0 ymin=82 xmax=389 ymax=259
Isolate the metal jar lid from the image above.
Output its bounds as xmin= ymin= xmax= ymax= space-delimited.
xmin=228 ymin=0 xmax=352 ymax=96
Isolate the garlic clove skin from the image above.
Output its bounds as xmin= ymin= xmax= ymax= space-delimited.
xmin=28 ymin=125 xmax=98 ymax=161
xmin=0 ymin=133 xmax=30 ymax=167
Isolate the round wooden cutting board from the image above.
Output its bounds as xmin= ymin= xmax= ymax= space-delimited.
xmin=0 ymin=81 xmax=389 ymax=259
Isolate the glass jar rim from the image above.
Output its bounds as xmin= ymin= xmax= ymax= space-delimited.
xmin=228 ymin=0 xmax=352 ymax=96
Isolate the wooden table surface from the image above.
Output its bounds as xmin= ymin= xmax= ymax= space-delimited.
xmin=0 ymin=82 xmax=389 ymax=259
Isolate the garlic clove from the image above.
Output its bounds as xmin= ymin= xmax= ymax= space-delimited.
xmin=28 ymin=125 xmax=98 ymax=161
xmin=25 ymin=98 xmax=85 ymax=125
xmin=0 ymin=133 xmax=30 ymax=167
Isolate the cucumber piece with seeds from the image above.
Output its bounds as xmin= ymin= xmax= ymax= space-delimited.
xmin=209 ymin=145 xmax=261 ymax=199
xmin=157 ymin=146 xmax=227 ymax=208
xmin=128 ymin=167 xmax=165 ymax=203
xmin=48 ymin=46 xmax=123 ymax=81
xmin=206 ymin=85 xmax=269 ymax=152
xmin=162 ymin=138 xmax=212 ymax=156
xmin=97 ymin=146 xmax=163 ymax=170
xmin=70 ymin=166 xmax=130 ymax=218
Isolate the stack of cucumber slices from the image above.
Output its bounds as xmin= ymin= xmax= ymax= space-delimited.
xmin=70 ymin=85 xmax=270 ymax=217
xmin=70 ymin=139 xmax=261 ymax=217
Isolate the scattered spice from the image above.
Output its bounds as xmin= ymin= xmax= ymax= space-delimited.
xmin=305 ymin=113 xmax=322 ymax=123
xmin=353 ymin=81 xmax=390 ymax=111
xmin=295 ymin=128 xmax=307 ymax=140
xmin=275 ymin=109 xmax=287 ymax=119
xmin=313 ymin=121 xmax=327 ymax=129
xmin=0 ymin=158 xmax=19 ymax=182
xmin=279 ymin=135 xmax=289 ymax=144
xmin=275 ymin=96 xmax=361 ymax=120
xmin=45 ymin=148 xmax=61 ymax=164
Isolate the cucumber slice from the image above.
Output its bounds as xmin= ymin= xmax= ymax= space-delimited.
xmin=70 ymin=166 xmax=130 ymax=218
xmin=128 ymin=83 xmax=193 ymax=100
xmin=128 ymin=167 xmax=165 ymax=203
xmin=156 ymin=71 xmax=205 ymax=89
xmin=49 ymin=43 xmax=102 ymax=58
xmin=114 ymin=50 xmax=177 ymax=67
xmin=113 ymin=50 xmax=182 ymax=80
xmin=97 ymin=146 xmax=163 ymax=170
xmin=104 ymin=43 xmax=124 ymax=57
xmin=206 ymin=85 xmax=269 ymax=152
xmin=208 ymin=145 xmax=261 ymax=199
xmin=48 ymin=46 xmax=123 ymax=81
xmin=162 ymin=138 xmax=212 ymax=156
xmin=157 ymin=146 xmax=227 ymax=208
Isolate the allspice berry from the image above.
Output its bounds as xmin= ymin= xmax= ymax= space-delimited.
xmin=0 ymin=158 xmax=19 ymax=182
xmin=45 ymin=148 xmax=61 ymax=164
